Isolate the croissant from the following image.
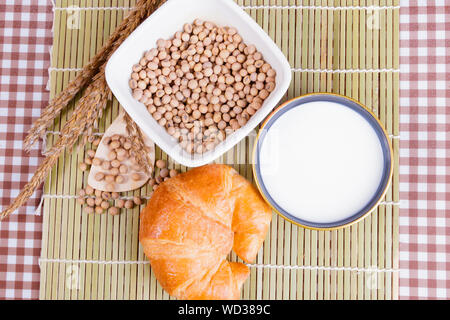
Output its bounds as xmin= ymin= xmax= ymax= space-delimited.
xmin=139 ymin=164 xmax=272 ymax=300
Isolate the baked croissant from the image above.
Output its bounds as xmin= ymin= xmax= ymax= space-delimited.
xmin=139 ymin=164 xmax=272 ymax=300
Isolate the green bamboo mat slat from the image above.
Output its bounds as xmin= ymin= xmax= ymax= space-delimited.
xmin=39 ymin=0 xmax=400 ymax=300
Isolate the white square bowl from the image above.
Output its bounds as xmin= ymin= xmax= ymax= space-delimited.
xmin=106 ymin=0 xmax=291 ymax=167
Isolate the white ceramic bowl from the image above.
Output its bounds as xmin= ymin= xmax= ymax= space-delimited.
xmin=106 ymin=0 xmax=291 ymax=167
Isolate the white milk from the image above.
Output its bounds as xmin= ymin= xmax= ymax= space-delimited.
xmin=259 ymin=101 xmax=384 ymax=224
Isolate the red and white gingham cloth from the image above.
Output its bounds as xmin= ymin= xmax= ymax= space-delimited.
xmin=398 ymin=0 xmax=450 ymax=299
xmin=0 ymin=0 xmax=448 ymax=300
xmin=0 ymin=0 xmax=52 ymax=299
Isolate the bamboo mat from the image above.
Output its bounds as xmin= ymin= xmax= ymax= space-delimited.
xmin=39 ymin=0 xmax=400 ymax=300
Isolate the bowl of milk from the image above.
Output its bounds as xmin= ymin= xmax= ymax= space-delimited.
xmin=253 ymin=93 xmax=393 ymax=230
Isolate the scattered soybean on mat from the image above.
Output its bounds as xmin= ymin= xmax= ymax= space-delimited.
xmin=39 ymin=0 xmax=399 ymax=300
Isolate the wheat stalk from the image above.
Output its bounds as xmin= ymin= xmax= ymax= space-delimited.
xmin=1 ymin=0 xmax=166 ymax=220
xmin=1 ymin=75 xmax=109 ymax=220
xmin=124 ymin=113 xmax=153 ymax=175
xmin=23 ymin=0 xmax=165 ymax=151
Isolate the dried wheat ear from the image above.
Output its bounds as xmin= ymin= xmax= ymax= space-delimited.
xmin=0 ymin=0 xmax=167 ymax=221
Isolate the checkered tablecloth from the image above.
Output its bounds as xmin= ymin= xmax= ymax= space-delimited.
xmin=398 ymin=0 xmax=450 ymax=299
xmin=0 ymin=0 xmax=52 ymax=299
xmin=0 ymin=0 xmax=448 ymax=300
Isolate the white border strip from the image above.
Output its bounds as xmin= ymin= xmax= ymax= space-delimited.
xmin=48 ymin=67 xmax=83 ymax=72
xmin=247 ymin=263 xmax=398 ymax=273
xmin=40 ymin=194 xmax=401 ymax=206
xmin=53 ymin=6 xmax=133 ymax=11
xmin=48 ymin=67 xmax=401 ymax=74
xmin=39 ymin=258 xmax=150 ymax=266
xmin=53 ymin=5 xmax=400 ymax=11
xmin=292 ymin=68 xmax=400 ymax=73
xmin=45 ymin=131 xmax=401 ymax=140
xmin=241 ymin=5 xmax=400 ymax=10
xmin=38 ymin=258 xmax=398 ymax=273
xmin=42 ymin=194 xmax=153 ymax=201
xmin=45 ymin=130 xmax=104 ymax=136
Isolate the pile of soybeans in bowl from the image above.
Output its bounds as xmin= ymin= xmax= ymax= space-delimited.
xmin=129 ymin=19 xmax=276 ymax=155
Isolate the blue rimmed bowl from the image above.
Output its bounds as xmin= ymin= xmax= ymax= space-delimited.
xmin=252 ymin=93 xmax=393 ymax=230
